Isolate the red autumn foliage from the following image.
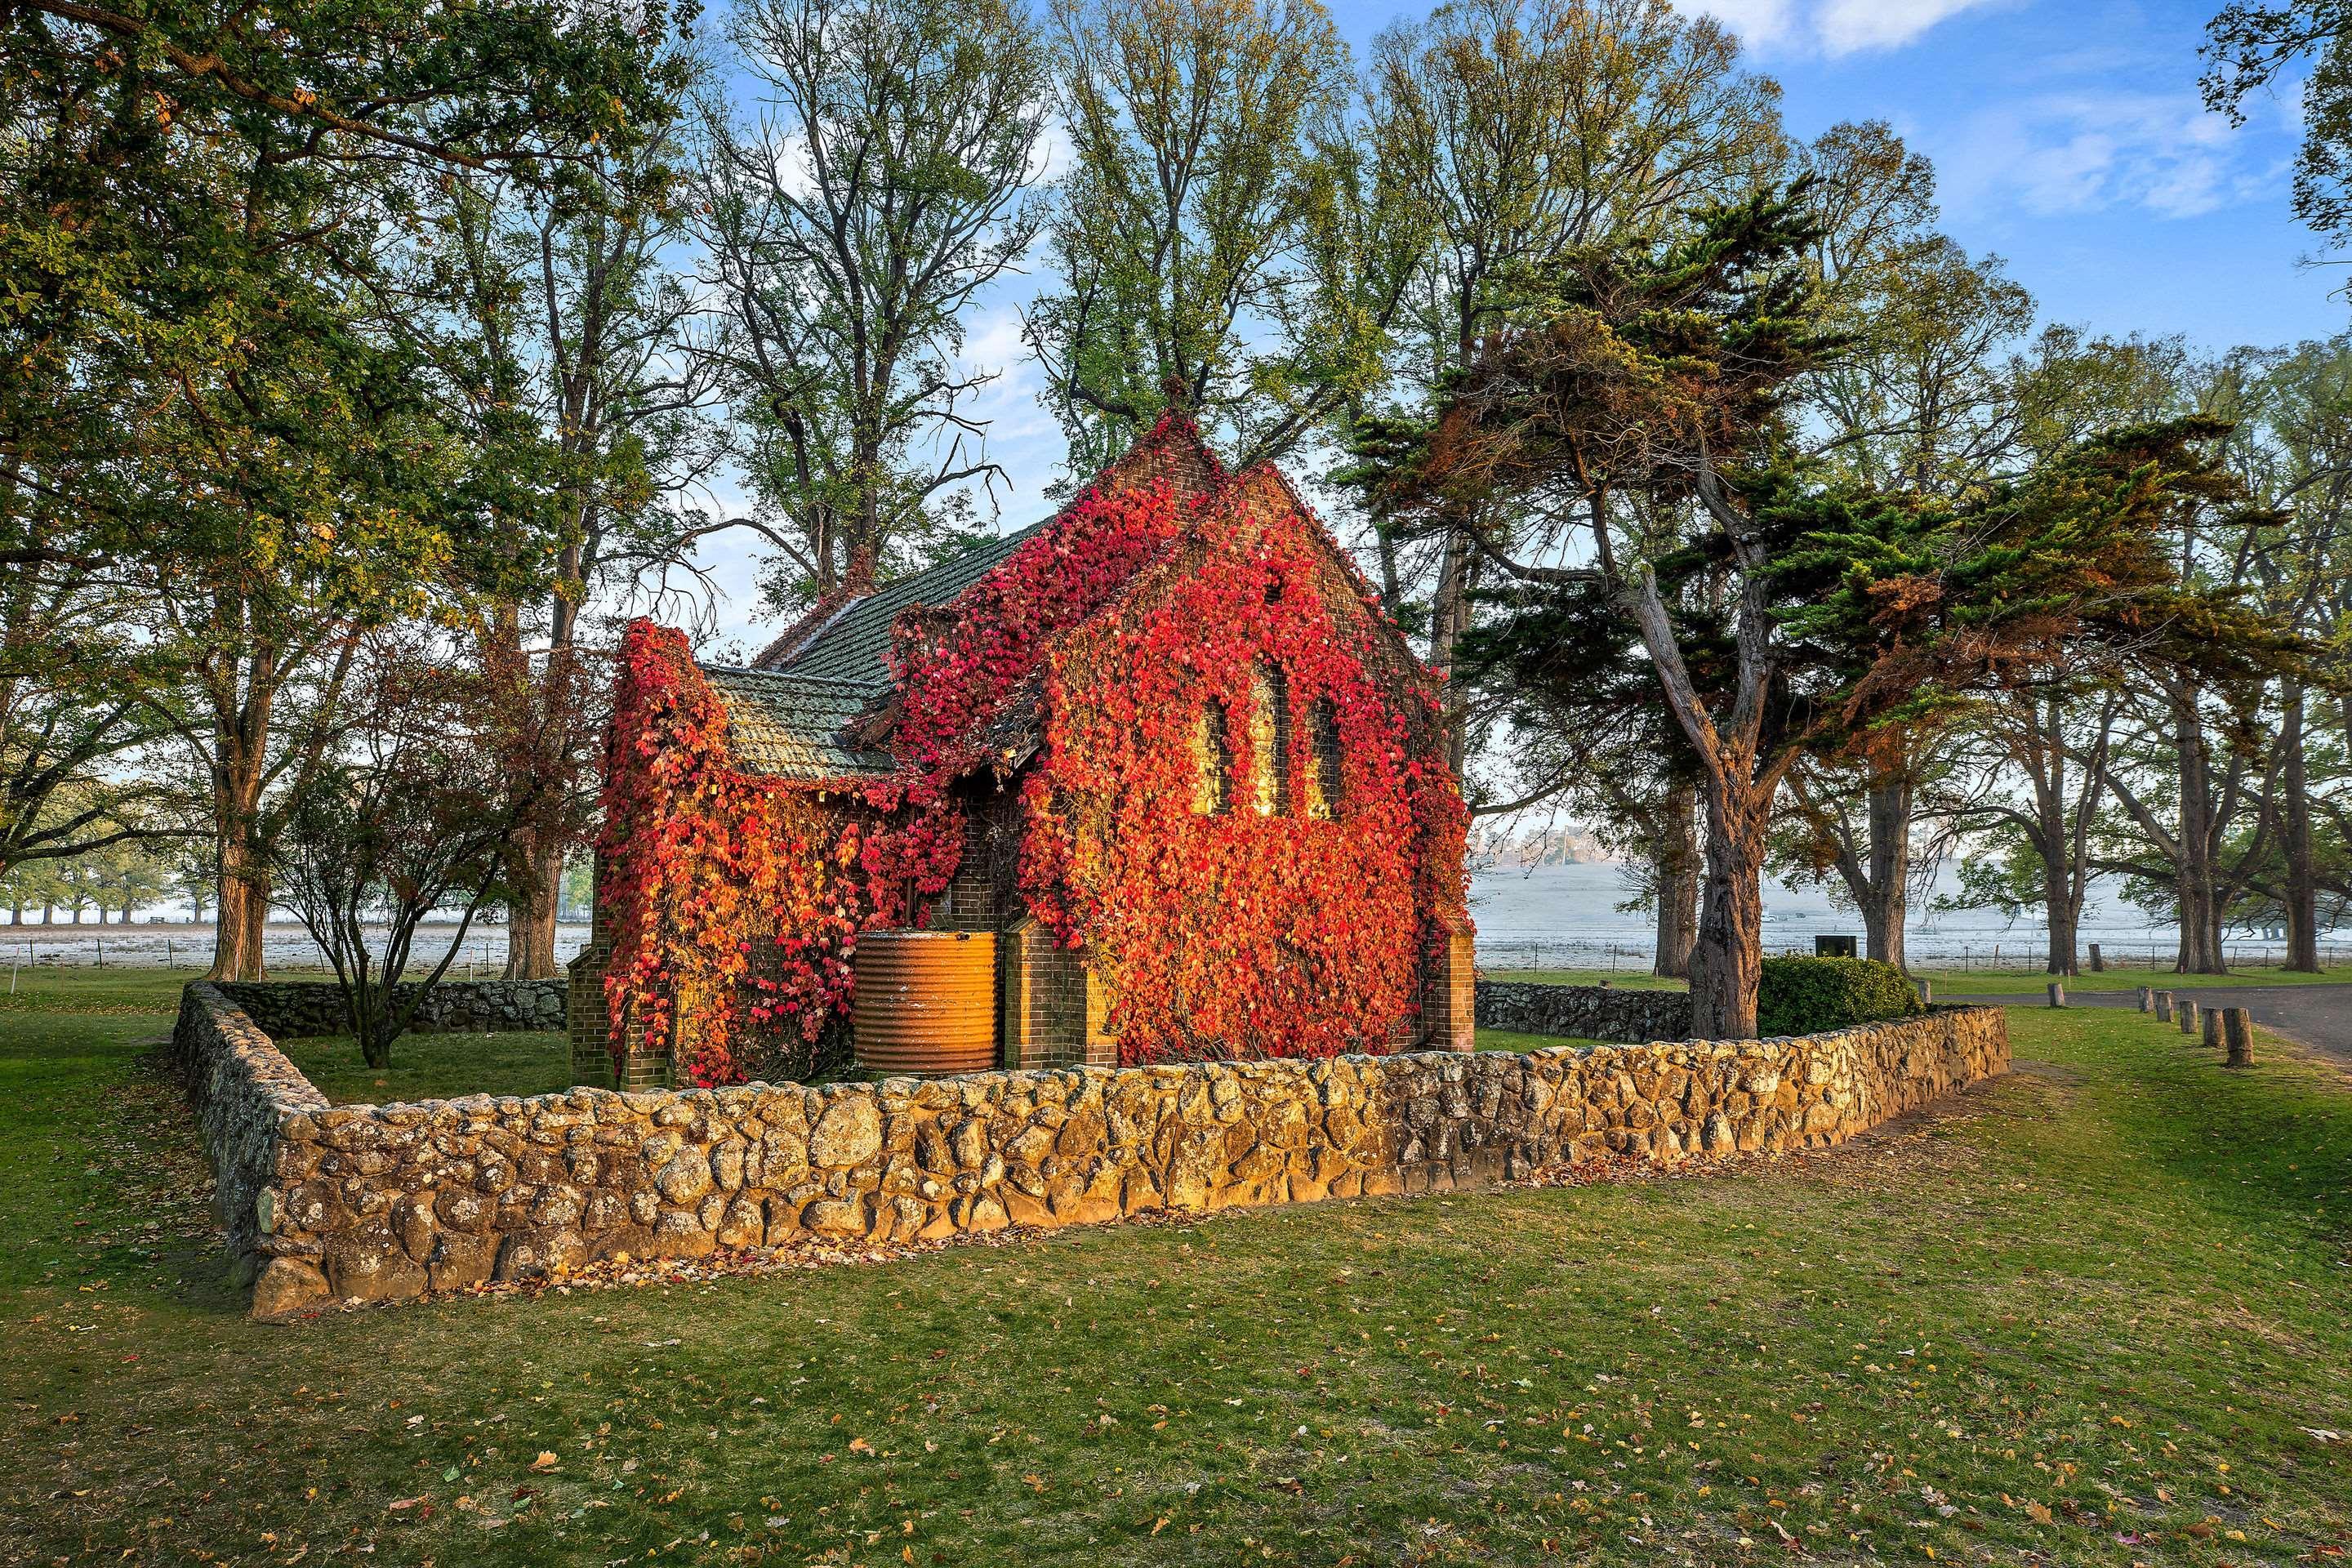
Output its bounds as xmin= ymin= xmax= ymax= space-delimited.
xmin=599 ymin=624 xmax=885 ymax=1086
xmin=599 ymin=420 xmax=1468 ymax=1084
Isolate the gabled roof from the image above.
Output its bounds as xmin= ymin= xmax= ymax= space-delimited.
xmin=692 ymin=416 xmax=1436 ymax=786
xmin=699 ymin=666 xmax=896 ymax=781
xmin=707 ymin=522 xmax=1062 ymax=783
xmin=747 ymin=522 xmax=1049 ymax=688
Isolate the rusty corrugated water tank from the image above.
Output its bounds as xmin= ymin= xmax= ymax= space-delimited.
xmin=852 ymin=929 xmax=999 ymax=1075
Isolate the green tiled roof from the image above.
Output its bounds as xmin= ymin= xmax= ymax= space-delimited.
xmin=764 ymin=521 xmax=1048 ymax=688
xmin=698 ymin=666 xmax=895 ymax=781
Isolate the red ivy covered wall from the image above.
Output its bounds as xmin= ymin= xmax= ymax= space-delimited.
xmin=599 ymin=421 xmax=1468 ymax=1084
xmin=1015 ymin=476 xmax=1468 ymax=1062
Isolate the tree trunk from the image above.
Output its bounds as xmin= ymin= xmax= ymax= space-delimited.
xmin=2281 ymin=681 xmax=2319 ymax=973
xmin=504 ymin=833 xmax=564 ymax=981
xmin=2174 ymin=693 xmax=2227 ymax=974
xmin=1860 ymin=769 xmax=1911 ymax=971
xmin=211 ymin=835 xmax=267 ymax=982
xmin=1652 ymin=782 xmax=1698 ymax=979
xmin=1427 ymin=525 xmax=1475 ymax=775
xmin=2041 ymin=838 xmax=2079 ymax=976
xmin=1688 ymin=777 xmax=1771 ymax=1040
xmin=208 ymin=743 xmax=270 ymax=981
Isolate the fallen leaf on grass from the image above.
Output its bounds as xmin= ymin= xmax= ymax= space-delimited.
xmin=530 ymin=1451 xmax=559 ymax=1472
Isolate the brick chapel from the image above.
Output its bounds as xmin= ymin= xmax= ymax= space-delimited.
xmin=569 ymin=417 xmax=1473 ymax=1086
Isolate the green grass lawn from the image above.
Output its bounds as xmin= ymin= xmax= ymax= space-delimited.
xmin=277 ymin=1028 xmax=572 ymax=1104
xmin=1476 ymin=1027 xmax=1611 ymax=1053
xmin=2 ymin=975 xmax=2348 ymax=1565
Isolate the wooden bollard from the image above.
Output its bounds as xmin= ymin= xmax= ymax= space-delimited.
xmin=2047 ymin=981 xmax=2066 ymax=1007
xmin=2203 ymin=1007 xmax=2223 ymax=1051
xmin=2155 ymin=991 xmax=2174 ymax=1022
xmin=2224 ymin=1009 xmax=2254 ymax=1067
xmin=1915 ymin=978 xmax=1932 ymax=1004
xmin=2180 ymin=999 xmax=2199 ymax=1035
xmin=2088 ymin=942 xmax=2105 ymax=972
xmin=2137 ymin=986 xmax=2154 ymax=1013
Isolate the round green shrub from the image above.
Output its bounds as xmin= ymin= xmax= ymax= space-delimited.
xmin=1755 ymin=956 xmax=1922 ymax=1037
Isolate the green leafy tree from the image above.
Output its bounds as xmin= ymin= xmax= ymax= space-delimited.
xmin=2204 ymin=3 xmax=2352 ymax=249
xmin=1360 ymin=189 xmax=2311 ymax=1036
xmin=696 ymin=0 xmax=1054 ymax=616
xmin=273 ymin=647 xmax=539 ymax=1068
xmin=1774 ymin=127 xmax=2036 ymax=970
xmin=369 ymin=35 xmax=710 ymax=978
xmin=1027 ymin=0 xmax=1400 ymax=476
xmin=1360 ymin=0 xmax=1784 ymax=767
xmin=2 ymin=0 xmax=694 ymax=978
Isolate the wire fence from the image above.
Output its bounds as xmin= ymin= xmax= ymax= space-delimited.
xmin=0 ymin=922 xmax=593 ymax=983
xmin=4 ymin=923 xmax=2345 ymax=983
xmin=1467 ymin=935 xmax=2352 ymax=975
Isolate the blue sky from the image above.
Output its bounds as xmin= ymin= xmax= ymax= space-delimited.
xmin=1652 ymin=0 xmax=2338 ymax=350
xmin=694 ymin=0 xmax=2340 ymax=654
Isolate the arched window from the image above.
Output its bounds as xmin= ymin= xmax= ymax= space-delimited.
xmin=1250 ymin=665 xmax=1290 ymax=816
xmin=1192 ymin=701 xmax=1234 ymax=816
xmin=1305 ymin=697 xmax=1343 ymax=820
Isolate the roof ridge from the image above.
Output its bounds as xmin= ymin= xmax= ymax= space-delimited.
xmin=700 ymin=664 xmax=881 ymax=688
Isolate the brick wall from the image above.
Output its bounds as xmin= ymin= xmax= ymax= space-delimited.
xmin=1419 ymin=925 xmax=1476 ymax=1052
xmin=999 ymin=917 xmax=1105 ymax=1070
xmin=172 ymin=978 xmax=2007 ymax=1319
xmin=568 ymin=849 xmax=666 ymax=1088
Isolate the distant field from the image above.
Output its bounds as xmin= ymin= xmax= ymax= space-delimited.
xmin=1480 ymin=969 xmax=1687 ymax=989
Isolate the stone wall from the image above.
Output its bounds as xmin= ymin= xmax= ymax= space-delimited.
xmin=215 ymin=978 xmax=567 ymax=1041
xmin=1476 ymin=980 xmax=1694 ymax=1043
xmin=172 ymin=982 xmax=332 ymax=1277
xmin=169 ymin=981 xmax=2006 ymax=1320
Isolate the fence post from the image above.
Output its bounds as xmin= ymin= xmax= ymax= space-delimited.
xmin=2136 ymin=986 xmax=2153 ymax=1013
xmin=2047 ymin=981 xmax=2065 ymax=1007
xmin=2087 ymin=942 xmax=2103 ymax=972
xmin=2224 ymin=1009 xmax=2253 ymax=1067
xmin=2203 ymin=1007 xmax=2223 ymax=1053
xmin=2154 ymin=991 xmax=2173 ymax=1022
xmin=2179 ymin=998 xmax=2199 ymax=1036
xmin=1915 ymin=978 xmax=1932 ymax=1004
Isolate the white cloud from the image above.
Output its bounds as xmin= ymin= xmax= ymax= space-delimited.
xmin=1677 ymin=0 xmax=2001 ymax=56
xmin=1940 ymin=88 xmax=2280 ymax=222
xmin=1681 ymin=0 xmax=1797 ymax=47
xmin=1815 ymin=0 xmax=1998 ymax=54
